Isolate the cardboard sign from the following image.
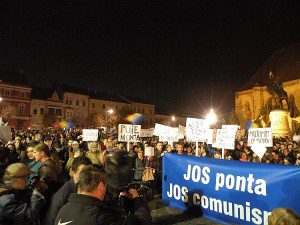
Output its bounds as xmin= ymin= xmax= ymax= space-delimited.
xmin=153 ymin=123 xmax=169 ymax=136
xmin=82 ymin=129 xmax=99 ymax=141
xmin=177 ymin=125 xmax=186 ymax=139
xmin=118 ymin=124 xmax=141 ymax=142
xmin=251 ymin=143 xmax=267 ymax=158
xmin=0 ymin=125 xmax=12 ymax=142
xmin=159 ymin=127 xmax=179 ymax=142
xmin=222 ymin=125 xmax=239 ymax=133
xmin=248 ymin=128 xmax=273 ymax=147
xmin=215 ymin=129 xmax=236 ymax=150
xmin=292 ymin=135 xmax=300 ymax=143
xmin=207 ymin=129 xmax=217 ymax=145
xmin=144 ymin=147 xmax=155 ymax=157
xmin=140 ymin=128 xmax=154 ymax=137
xmin=186 ymin=118 xmax=209 ymax=142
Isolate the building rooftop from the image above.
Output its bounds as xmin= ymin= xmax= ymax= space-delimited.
xmin=239 ymin=42 xmax=300 ymax=91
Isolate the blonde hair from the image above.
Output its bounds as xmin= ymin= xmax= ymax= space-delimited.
xmin=268 ymin=208 xmax=300 ymax=225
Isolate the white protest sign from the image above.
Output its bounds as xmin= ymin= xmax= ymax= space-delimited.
xmin=207 ymin=129 xmax=217 ymax=145
xmin=186 ymin=118 xmax=209 ymax=142
xmin=153 ymin=123 xmax=169 ymax=136
xmin=251 ymin=143 xmax=267 ymax=158
xmin=248 ymin=128 xmax=273 ymax=147
xmin=0 ymin=125 xmax=12 ymax=142
xmin=177 ymin=125 xmax=186 ymax=139
xmin=222 ymin=125 xmax=239 ymax=133
xmin=293 ymin=135 xmax=300 ymax=143
xmin=215 ymin=129 xmax=236 ymax=150
xmin=159 ymin=127 xmax=179 ymax=142
xmin=118 ymin=124 xmax=141 ymax=142
xmin=140 ymin=128 xmax=154 ymax=137
xmin=82 ymin=129 xmax=99 ymax=141
xmin=144 ymin=147 xmax=155 ymax=157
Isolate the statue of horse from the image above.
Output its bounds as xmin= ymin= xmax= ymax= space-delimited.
xmin=266 ymin=72 xmax=289 ymax=110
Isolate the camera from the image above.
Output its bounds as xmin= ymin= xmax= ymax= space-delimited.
xmin=29 ymin=176 xmax=48 ymax=194
xmin=118 ymin=181 xmax=153 ymax=201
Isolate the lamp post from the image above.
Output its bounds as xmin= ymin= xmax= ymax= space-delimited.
xmin=108 ymin=109 xmax=114 ymax=115
xmin=205 ymin=109 xmax=217 ymax=125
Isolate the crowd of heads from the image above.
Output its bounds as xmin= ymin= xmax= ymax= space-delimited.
xmin=0 ymin=127 xmax=299 ymax=225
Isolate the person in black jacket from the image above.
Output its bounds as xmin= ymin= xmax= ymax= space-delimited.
xmin=55 ymin=164 xmax=152 ymax=225
xmin=44 ymin=156 xmax=92 ymax=225
xmin=0 ymin=163 xmax=45 ymax=225
xmin=105 ymin=149 xmax=132 ymax=199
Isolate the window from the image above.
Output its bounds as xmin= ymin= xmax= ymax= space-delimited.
xmin=20 ymin=92 xmax=25 ymax=98
xmin=116 ymin=106 xmax=118 ymax=110
xmin=18 ymin=104 xmax=25 ymax=115
xmin=101 ymin=114 xmax=106 ymax=121
xmin=66 ymin=99 xmax=68 ymax=104
xmin=2 ymin=104 xmax=9 ymax=111
xmin=69 ymin=100 xmax=73 ymax=106
xmin=92 ymin=103 xmax=95 ymax=108
xmin=56 ymin=109 xmax=62 ymax=116
xmin=82 ymin=101 xmax=86 ymax=107
xmin=142 ymin=109 xmax=145 ymax=113
xmin=48 ymin=108 xmax=55 ymax=114
xmin=33 ymin=108 xmax=38 ymax=115
xmin=245 ymin=102 xmax=251 ymax=115
xmin=76 ymin=100 xmax=79 ymax=106
xmin=150 ymin=109 xmax=152 ymax=114
xmin=4 ymin=90 xmax=10 ymax=96
xmin=102 ymin=104 xmax=106 ymax=109
xmin=40 ymin=108 xmax=44 ymax=115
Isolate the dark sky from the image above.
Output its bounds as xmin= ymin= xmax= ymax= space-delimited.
xmin=0 ymin=1 xmax=299 ymax=117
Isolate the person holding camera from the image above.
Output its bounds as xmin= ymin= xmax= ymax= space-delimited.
xmin=55 ymin=164 xmax=152 ymax=225
xmin=0 ymin=163 xmax=45 ymax=225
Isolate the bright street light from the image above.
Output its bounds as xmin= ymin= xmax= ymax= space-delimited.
xmin=0 ymin=97 xmax=2 ymax=102
xmin=171 ymin=115 xmax=176 ymax=121
xmin=108 ymin=109 xmax=114 ymax=115
xmin=205 ymin=109 xmax=217 ymax=125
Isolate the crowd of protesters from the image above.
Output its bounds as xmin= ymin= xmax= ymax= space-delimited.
xmin=0 ymin=127 xmax=299 ymax=225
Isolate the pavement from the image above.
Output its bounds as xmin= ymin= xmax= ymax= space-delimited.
xmin=149 ymin=196 xmax=222 ymax=225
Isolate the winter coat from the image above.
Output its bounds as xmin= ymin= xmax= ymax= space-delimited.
xmin=54 ymin=193 xmax=152 ymax=225
xmin=134 ymin=158 xmax=146 ymax=180
xmin=44 ymin=179 xmax=76 ymax=225
xmin=0 ymin=187 xmax=44 ymax=225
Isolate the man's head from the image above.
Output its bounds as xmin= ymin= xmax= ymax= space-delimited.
xmin=72 ymin=141 xmax=79 ymax=150
xmin=156 ymin=142 xmax=163 ymax=151
xmin=34 ymin=142 xmax=50 ymax=163
xmin=34 ymin=132 xmax=43 ymax=142
xmin=77 ymin=164 xmax=107 ymax=201
xmin=71 ymin=156 xmax=92 ymax=182
xmin=91 ymin=141 xmax=99 ymax=153
xmin=26 ymin=146 xmax=35 ymax=160
xmin=44 ymin=136 xmax=53 ymax=149
xmin=137 ymin=150 xmax=143 ymax=160
xmin=68 ymin=139 xmax=73 ymax=147
xmin=3 ymin=163 xmax=35 ymax=189
xmin=177 ymin=143 xmax=184 ymax=154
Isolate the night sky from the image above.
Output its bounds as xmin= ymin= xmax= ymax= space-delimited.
xmin=0 ymin=1 xmax=299 ymax=117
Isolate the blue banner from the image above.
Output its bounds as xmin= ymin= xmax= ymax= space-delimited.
xmin=162 ymin=153 xmax=300 ymax=225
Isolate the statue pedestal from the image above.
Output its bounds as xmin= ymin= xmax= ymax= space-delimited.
xmin=269 ymin=110 xmax=291 ymax=137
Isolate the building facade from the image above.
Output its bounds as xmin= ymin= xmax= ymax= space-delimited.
xmin=30 ymin=89 xmax=65 ymax=129
xmin=0 ymin=80 xmax=32 ymax=129
xmin=235 ymin=43 xmax=300 ymax=126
